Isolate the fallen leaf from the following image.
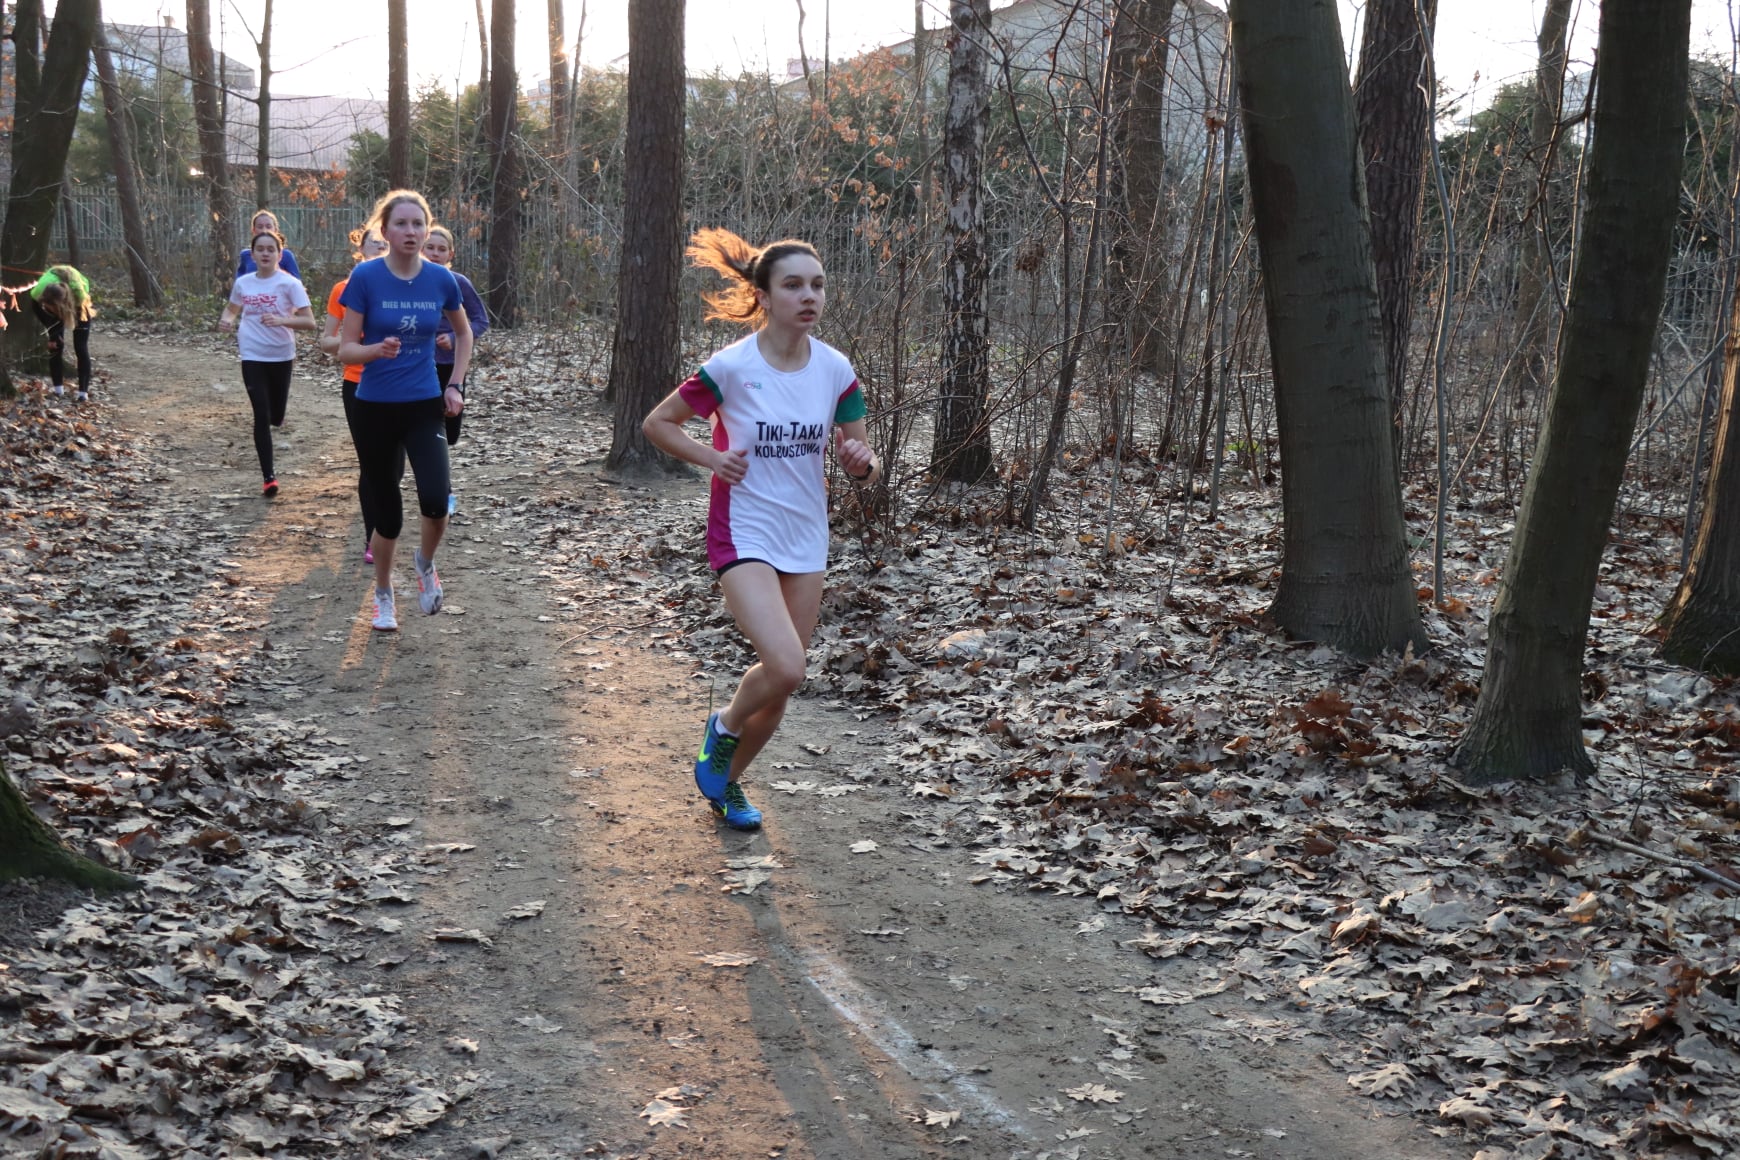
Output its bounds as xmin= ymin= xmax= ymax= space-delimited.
xmin=697 ymin=951 xmax=758 ymax=967
xmin=1064 ymin=1083 xmax=1123 ymax=1104
xmin=850 ymin=839 xmax=878 ymax=853
xmin=640 ymin=1098 xmax=688 ymax=1128
xmin=503 ymin=900 xmax=547 ymax=920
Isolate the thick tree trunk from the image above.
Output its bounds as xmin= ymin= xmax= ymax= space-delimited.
xmin=254 ymin=0 xmax=274 ymax=209
xmin=1109 ymin=0 xmax=1177 ymax=380
xmin=186 ymin=0 xmax=234 ymax=295
xmin=93 ymin=24 xmax=162 ymax=307
xmin=388 ymin=0 xmax=411 ymax=189
xmin=0 ymin=0 xmax=97 ymax=394
xmin=1227 ymin=0 xmax=1426 ymax=658
xmin=605 ymin=0 xmax=685 ymax=472
xmin=1660 ymin=306 xmax=1740 ymax=675
xmin=1510 ymin=0 xmax=1573 ymax=400
xmin=487 ymin=0 xmax=522 ymax=326
xmin=1354 ymin=0 xmax=1436 ymax=446
xmin=1453 ymin=0 xmax=1692 ymax=783
xmin=0 ymin=758 xmax=136 ymax=891
xmin=931 ymin=0 xmax=996 ymax=484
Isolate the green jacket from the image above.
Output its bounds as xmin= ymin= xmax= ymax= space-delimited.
xmin=30 ymin=266 xmax=93 ymax=322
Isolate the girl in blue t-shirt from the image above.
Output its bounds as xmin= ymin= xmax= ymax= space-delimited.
xmin=336 ymin=189 xmax=473 ymax=632
xmin=236 ymin=209 xmax=302 ymax=279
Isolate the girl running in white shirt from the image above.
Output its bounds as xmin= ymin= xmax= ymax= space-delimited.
xmin=218 ymin=230 xmax=315 ymax=496
xmin=642 ymin=229 xmax=880 ymax=830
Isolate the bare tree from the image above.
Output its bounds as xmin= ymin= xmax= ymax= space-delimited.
xmin=1452 ymin=0 xmax=1692 ymax=783
xmin=186 ymin=0 xmax=234 ymax=294
xmin=1510 ymin=0 xmax=1573 ymax=400
xmin=254 ymin=0 xmax=275 ymax=208
xmin=475 ymin=0 xmax=491 ymax=132
xmin=1354 ymin=0 xmax=1437 ymax=444
xmin=548 ymin=0 xmax=571 ymax=158
xmin=1109 ymin=0 xmax=1178 ymax=379
xmin=932 ymin=0 xmax=996 ymax=484
xmin=1 ymin=0 xmax=99 ymax=391
xmin=605 ymin=0 xmax=685 ymax=472
xmin=388 ymin=0 xmax=411 ymax=188
xmin=1659 ymin=304 xmax=1740 ymax=675
xmin=1227 ymin=0 xmax=1426 ymax=658
xmin=92 ymin=24 xmax=162 ymax=307
xmin=486 ymin=0 xmax=522 ymax=325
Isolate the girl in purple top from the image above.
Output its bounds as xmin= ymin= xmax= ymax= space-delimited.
xmin=423 ymin=224 xmax=489 ymax=515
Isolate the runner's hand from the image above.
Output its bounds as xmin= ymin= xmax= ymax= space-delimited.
xmin=379 ymin=336 xmax=401 ymax=359
xmin=713 ymin=447 xmax=749 ymax=485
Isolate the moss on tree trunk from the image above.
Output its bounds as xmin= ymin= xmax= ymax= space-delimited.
xmin=0 ymin=759 xmax=138 ymax=892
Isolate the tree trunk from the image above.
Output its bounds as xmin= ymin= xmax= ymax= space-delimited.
xmin=605 ymin=0 xmax=685 ymax=473
xmin=1227 ymin=0 xmax=1426 ymax=658
xmin=1510 ymin=0 xmax=1572 ymax=401
xmin=486 ymin=0 xmax=521 ymax=326
xmin=1453 ymin=0 xmax=1692 ymax=783
xmin=475 ymin=0 xmax=491 ymax=137
xmin=1660 ymin=297 xmax=1740 ymax=675
xmin=931 ymin=0 xmax=996 ymax=484
xmin=93 ymin=23 xmax=162 ymax=307
xmin=388 ymin=0 xmax=411 ymax=189
xmin=254 ymin=0 xmax=274 ymax=209
xmin=60 ymin=181 xmax=81 ymax=268
xmin=186 ymin=0 xmax=234 ymax=296
xmin=0 ymin=757 xmax=137 ymax=891
xmin=1354 ymin=0 xmax=1436 ymax=448
xmin=548 ymin=0 xmax=570 ymax=159
xmin=0 ymin=0 xmax=97 ymax=395
xmin=1109 ymin=0 xmax=1178 ymax=379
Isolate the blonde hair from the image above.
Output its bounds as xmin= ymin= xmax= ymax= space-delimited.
xmin=425 ymin=224 xmax=457 ymax=263
xmin=367 ymin=189 xmax=432 ymax=237
xmin=687 ymin=228 xmax=822 ymax=325
xmin=250 ymin=208 xmax=280 ymax=233
xmin=347 ymin=224 xmax=383 ymax=260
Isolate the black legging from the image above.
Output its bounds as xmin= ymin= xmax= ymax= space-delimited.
xmin=240 ymin=360 xmax=293 ymax=481
xmin=32 ymin=301 xmax=92 ymax=390
xmin=340 ymin=378 xmax=404 ymax=544
xmin=351 ymin=396 xmax=449 ymax=541
xmin=437 ymin=361 xmax=464 ymax=446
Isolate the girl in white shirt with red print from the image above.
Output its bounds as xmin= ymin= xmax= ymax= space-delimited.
xmin=218 ymin=230 xmax=315 ymax=496
xmin=643 ymin=229 xmax=880 ymax=831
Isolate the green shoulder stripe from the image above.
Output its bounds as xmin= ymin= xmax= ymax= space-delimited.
xmin=834 ymin=382 xmax=867 ymax=423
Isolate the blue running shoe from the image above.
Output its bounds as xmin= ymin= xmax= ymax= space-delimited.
xmin=717 ymin=782 xmax=763 ymax=830
xmin=694 ymin=712 xmax=738 ymax=805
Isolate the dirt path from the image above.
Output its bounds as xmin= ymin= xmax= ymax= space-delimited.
xmin=95 ymin=332 xmax=1459 ymax=1160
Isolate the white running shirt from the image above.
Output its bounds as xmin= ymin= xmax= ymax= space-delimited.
xmin=228 ymin=269 xmax=310 ymax=362
xmin=677 ymin=333 xmax=866 ymax=573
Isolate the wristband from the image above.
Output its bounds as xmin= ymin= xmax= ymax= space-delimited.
xmin=848 ymin=460 xmax=873 ymax=481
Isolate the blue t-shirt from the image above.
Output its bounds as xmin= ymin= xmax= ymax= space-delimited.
xmin=340 ymin=258 xmax=462 ymax=402
xmin=238 ymin=246 xmax=301 ymax=278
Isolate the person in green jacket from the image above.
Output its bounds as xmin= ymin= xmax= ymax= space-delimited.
xmin=29 ymin=266 xmax=95 ymax=402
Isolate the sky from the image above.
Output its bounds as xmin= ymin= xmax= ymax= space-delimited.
xmin=71 ymin=0 xmax=1740 ymax=118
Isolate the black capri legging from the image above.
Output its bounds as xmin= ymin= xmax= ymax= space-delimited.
xmin=32 ymin=301 xmax=92 ymax=390
xmin=436 ymin=361 xmax=464 ymax=446
xmin=351 ymin=396 xmax=449 ymax=540
xmin=241 ymin=359 xmax=293 ymax=482
xmin=341 ymin=378 xmax=404 ymax=543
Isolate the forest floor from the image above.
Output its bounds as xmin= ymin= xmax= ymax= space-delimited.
xmin=0 ymin=321 xmax=1736 ymax=1160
